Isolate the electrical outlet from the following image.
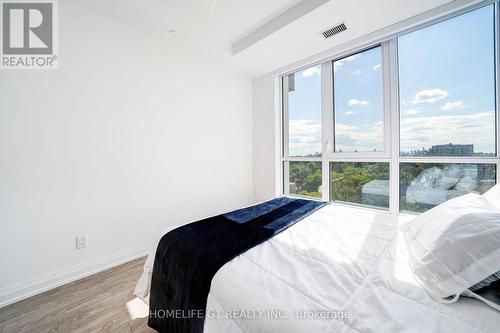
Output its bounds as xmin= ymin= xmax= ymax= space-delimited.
xmin=76 ymin=235 xmax=88 ymax=249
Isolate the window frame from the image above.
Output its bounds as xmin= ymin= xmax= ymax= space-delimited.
xmin=278 ymin=0 xmax=500 ymax=213
xmin=281 ymin=66 xmax=323 ymax=159
xmin=327 ymin=44 xmax=391 ymax=159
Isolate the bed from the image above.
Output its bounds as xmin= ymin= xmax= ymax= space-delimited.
xmin=134 ymin=200 xmax=500 ymax=333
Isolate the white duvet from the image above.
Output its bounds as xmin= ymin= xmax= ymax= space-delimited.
xmin=134 ymin=202 xmax=500 ymax=333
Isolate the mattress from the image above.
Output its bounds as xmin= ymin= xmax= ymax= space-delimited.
xmin=134 ymin=202 xmax=500 ymax=333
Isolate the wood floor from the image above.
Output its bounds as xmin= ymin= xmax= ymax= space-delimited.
xmin=0 ymin=257 xmax=155 ymax=333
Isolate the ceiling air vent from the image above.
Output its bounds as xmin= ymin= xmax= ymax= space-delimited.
xmin=320 ymin=22 xmax=347 ymax=39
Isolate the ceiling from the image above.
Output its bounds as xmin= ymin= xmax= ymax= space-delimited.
xmin=75 ymin=0 xmax=462 ymax=78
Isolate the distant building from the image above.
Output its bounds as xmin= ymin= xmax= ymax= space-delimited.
xmin=427 ymin=143 xmax=473 ymax=156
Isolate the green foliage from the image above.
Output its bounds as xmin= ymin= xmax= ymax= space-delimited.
xmin=288 ymin=162 xmax=390 ymax=204
xmin=288 ymin=162 xmax=321 ymax=198
xmin=304 ymin=172 xmax=321 ymax=192
xmin=297 ymin=190 xmax=321 ymax=198
xmin=330 ymin=163 xmax=389 ymax=204
xmin=289 ymin=161 xmax=496 ymax=212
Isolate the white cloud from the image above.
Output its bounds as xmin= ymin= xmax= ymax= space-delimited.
xmin=335 ymin=122 xmax=383 ymax=152
xmin=373 ymin=64 xmax=381 ymax=70
xmin=404 ymin=109 xmax=419 ymax=115
xmin=288 ymin=119 xmax=321 ymax=156
xmin=354 ymin=69 xmax=362 ymax=75
xmin=333 ymin=54 xmax=361 ymax=72
xmin=344 ymin=111 xmax=354 ymax=115
xmin=411 ymin=89 xmax=448 ymax=104
xmin=302 ymin=66 xmax=321 ymax=77
xmin=348 ymin=98 xmax=370 ymax=106
xmin=441 ymin=100 xmax=466 ymax=111
xmin=400 ymin=111 xmax=495 ymax=154
xmin=289 ymin=119 xmax=380 ymax=154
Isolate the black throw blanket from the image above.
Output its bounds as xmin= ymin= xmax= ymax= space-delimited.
xmin=148 ymin=197 xmax=327 ymax=333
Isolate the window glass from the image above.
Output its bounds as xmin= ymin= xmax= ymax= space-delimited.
xmin=284 ymin=161 xmax=322 ymax=198
xmin=330 ymin=162 xmax=389 ymax=208
xmin=333 ymin=47 xmax=384 ymax=152
xmin=398 ymin=5 xmax=496 ymax=157
xmin=400 ymin=163 xmax=496 ymax=213
xmin=281 ymin=5 xmax=498 ymax=212
xmin=282 ymin=65 xmax=322 ymax=157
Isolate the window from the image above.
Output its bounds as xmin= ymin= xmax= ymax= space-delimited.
xmin=330 ymin=162 xmax=389 ymax=208
xmin=333 ymin=47 xmax=384 ymax=152
xmin=282 ymin=65 xmax=322 ymax=157
xmin=398 ymin=5 xmax=496 ymax=157
xmin=283 ymin=161 xmax=322 ymax=198
xmin=282 ymin=65 xmax=323 ymax=200
xmin=400 ymin=163 xmax=496 ymax=213
xmin=280 ymin=3 xmax=499 ymax=214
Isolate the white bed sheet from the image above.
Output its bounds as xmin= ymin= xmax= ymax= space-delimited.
xmin=134 ymin=202 xmax=500 ymax=333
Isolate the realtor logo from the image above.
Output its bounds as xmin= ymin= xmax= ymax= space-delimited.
xmin=1 ymin=0 xmax=57 ymax=69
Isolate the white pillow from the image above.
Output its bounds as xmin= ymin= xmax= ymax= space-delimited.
xmin=401 ymin=193 xmax=500 ymax=310
xmin=484 ymin=184 xmax=500 ymax=209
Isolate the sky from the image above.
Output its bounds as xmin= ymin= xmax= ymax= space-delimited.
xmin=334 ymin=47 xmax=383 ymax=152
xmin=286 ymin=4 xmax=496 ymax=157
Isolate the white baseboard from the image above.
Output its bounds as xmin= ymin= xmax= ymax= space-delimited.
xmin=0 ymin=241 xmax=154 ymax=308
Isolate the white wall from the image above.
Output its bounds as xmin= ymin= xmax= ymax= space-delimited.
xmin=252 ymin=73 xmax=277 ymax=202
xmin=0 ymin=1 xmax=253 ymax=306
